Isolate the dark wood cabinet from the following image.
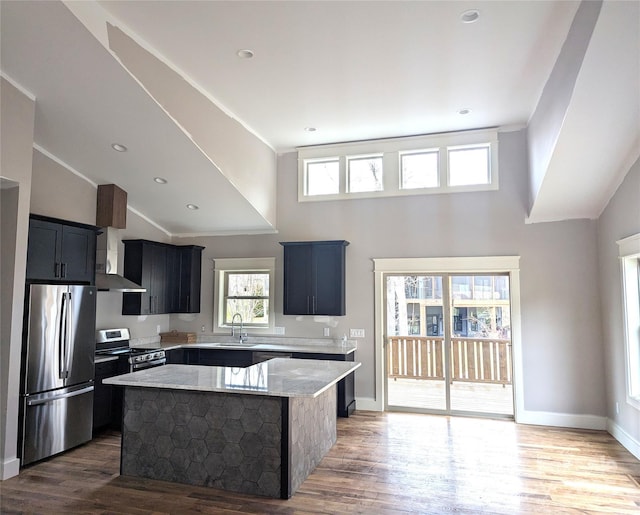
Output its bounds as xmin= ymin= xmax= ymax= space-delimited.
xmin=281 ymin=240 xmax=349 ymax=316
xmin=26 ymin=215 xmax=98 ymax=284
xmin=122 ymin=240 xmax=203 ymax=315
xmin=183 ymin=349 xmax=253 ymax=367
xmin=122 ymin=240 xmax=168 ymax=315
xmin=175 ymin=246 xmax=204 ymax=313
xmin=93 ymin=358 xmax=127 ymax=431
xmin=165 ymin=348 xmax=184 ymax=364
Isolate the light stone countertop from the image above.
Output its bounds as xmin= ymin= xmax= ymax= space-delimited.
xmin=104 ymin=358 xmax=361 ymax=398
xmin=130 ymin=338 xmax=357 ymax=356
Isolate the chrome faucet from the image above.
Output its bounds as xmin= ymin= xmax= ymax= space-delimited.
xmin=231 ymin=313 xmax=246 ymax=342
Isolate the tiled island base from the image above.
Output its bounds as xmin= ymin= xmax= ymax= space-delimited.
xmin=120 ymin=385 xmax=337 ymax=499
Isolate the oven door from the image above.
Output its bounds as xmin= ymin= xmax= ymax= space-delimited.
xmin=130 ymin=356 xmax=166 ymax=372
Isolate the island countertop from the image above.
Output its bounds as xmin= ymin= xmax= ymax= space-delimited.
xmin=104 ymin=358 xmax=361 ymax=398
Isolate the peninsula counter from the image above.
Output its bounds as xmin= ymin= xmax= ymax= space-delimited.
xmin=105 ymin=358 xmax=361 ymax=498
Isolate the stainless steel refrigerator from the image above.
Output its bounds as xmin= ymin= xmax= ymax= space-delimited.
xmin=20 ymin=284 xmax=96 ymax=466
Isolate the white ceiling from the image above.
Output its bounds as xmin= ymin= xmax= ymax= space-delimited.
xmin=1 ymin=0 xmax=638 ymax=235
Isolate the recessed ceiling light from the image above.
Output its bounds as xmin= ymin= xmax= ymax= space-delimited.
xmin=237 ymin=49 xmax=254 ymax=59
xmin=460 ymin=9 xmax=480 ymax=23
xmin=153 ymin=177 xmax=168 ymax=184
xmin=304 ymin=127 xmax=317 ymax=132
xmin=186 ymin=204 xmax=199 ymax=210
xmin=111 ymin=143 xmax=127 ymax=152
xmin=458 ymin=108 xmax=471 ymax=115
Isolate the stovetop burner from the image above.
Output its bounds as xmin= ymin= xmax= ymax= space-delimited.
xmin=96 ymin=328 xmax=166 ymax=371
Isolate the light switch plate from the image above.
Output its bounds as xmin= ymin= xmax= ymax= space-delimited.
xmin=274 ymin=326 xmax=285 ymax=335
xmin=350 ymin=328 xmax=365 ymax=338
xmin=323 ymin=327 xmax=330 ymax=337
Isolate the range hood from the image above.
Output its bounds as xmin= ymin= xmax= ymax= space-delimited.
xmin=95 ymin=183 xmax=145 ymax=292
xmin=95 ymin=226 xmax=146 ymax=292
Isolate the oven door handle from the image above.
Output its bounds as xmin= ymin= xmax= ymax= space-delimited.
xmin=131 ymin=358 xmax=166 ymax=370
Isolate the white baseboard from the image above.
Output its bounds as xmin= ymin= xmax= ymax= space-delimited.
xmin=1 ymin=457 xmax=20 ymax=480
xmin=355 ymin=397 xmax=382 ymax=412
xmin=516 ymin=409 xmax=607 ymax=430
xmin=607 ymin=418 xmax=640 ymax=460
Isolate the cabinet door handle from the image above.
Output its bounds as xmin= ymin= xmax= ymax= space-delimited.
xmin=55 ymin=262 xmax=61 ymax=278
xmin=149 ymin=295 xmax=153 ymax=313
xmin=60 ymin=262 xmax=67 ymax=278
xmin=312 ymin=295 xmax=316 ymax=314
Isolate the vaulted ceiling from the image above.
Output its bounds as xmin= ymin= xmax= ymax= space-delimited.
xmin=1 ymin=1 xmax=638 ymax=235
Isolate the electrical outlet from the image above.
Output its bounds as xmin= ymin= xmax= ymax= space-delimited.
xmin=323 ymin=327 xmax=330 ymax=337
xmin=350 ymin=328 xmax=365 ymax=338
xmin=201 ymin=325 xmax=206 ymax=332
xmin=274 ymin=326 xmax=285 ymax=335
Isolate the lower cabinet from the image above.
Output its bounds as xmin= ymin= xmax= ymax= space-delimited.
xmin=165 ymin=348 xmax=184 ymax=364
xmin=93 ymin=358 xmax=127 ymax=431
xmin=184 ymin=349 xmax=253 ymax=367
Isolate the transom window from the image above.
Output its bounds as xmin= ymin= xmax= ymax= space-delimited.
xmin=348 ymin=155 xmax=383 ymax=193
xmin=448 ymin=145 xmax=490 ymax=186
xmin=306 ymin=159 xmax=339 ymax=196
xmin=400 ymin=150 xmax=439 ymax=189
xmin=298 ymin=128 xmax=498 ymax=202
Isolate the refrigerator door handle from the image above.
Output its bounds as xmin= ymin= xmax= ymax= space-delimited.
xmin=26 ymin=385 xmax=94 ymax=407
xmin=59 ymin=292 xmax=69 ymax=379
xmin=65 ymin=291 xmax=73 ymax=379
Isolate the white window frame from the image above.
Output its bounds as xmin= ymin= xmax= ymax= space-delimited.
xmin=347 ymin=153 xmax=384 ymax=193
xmin=213 ymin=257 xmax=276 ymax=334
xmin=371 ymin=256 xmax=522 ymax=418
xmin=399 ymin=148 xmax=440 ymax=190
xmin=298 ymin=128 xmax=499 ymax=202
xmin=304 ymin=157 xmax=340 ymax=196
xmin=618 ymin=233 xmax=640 ymax=410
xmin=446 ymin=143 xmax=492 ymax=187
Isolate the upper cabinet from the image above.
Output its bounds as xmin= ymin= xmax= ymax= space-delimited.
xmin=122 ymin=239 xmax=204 ymax=315
xmin=280 ymin=240 xmax=349 ymax=316
xmin=174 ymin=246 xmax=204 ymax=313
xmin=26 ymin=215 xmax=98 ymax=284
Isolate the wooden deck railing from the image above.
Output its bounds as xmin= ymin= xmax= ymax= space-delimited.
xmin=387 ymin=336 xmax=512 ymax=385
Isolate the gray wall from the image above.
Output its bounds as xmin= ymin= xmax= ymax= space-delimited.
xmin=4 ymin=105 xmax=627 ymax=479
xmin=0 ymin=78 xmax=35 ymax=479
xmin=23 ymin=129 xmax=610 ymax=419
xmin=29 ymin=148 xmax=173 ymax=339
xmin=598 ymin=156 xmax=640 ymax=448
xmin=170 ymin=129 xmax=607 ymax=419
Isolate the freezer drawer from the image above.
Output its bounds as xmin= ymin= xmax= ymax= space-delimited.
xmin=21 ymin=384 xmax=94 ymax=466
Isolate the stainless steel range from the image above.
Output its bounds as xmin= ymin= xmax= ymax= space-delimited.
xmin=95 ymin=328 xmax=166 ymax=372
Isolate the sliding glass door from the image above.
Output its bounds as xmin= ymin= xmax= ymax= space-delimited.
xmin=385 ymin=273 xmax=514 ymax=417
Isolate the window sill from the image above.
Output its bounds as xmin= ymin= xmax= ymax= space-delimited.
xmin=626 ymin=395 xmax=640 ymax=411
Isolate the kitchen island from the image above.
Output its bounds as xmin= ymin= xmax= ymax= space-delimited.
xmin=104 ymin=358 xmax=360 ymax=498
xmin=130 ymin=337 xmax=358 ymax=417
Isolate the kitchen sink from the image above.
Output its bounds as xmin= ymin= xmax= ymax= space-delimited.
xmin=205 ymin=342 xmax=258 ymax=348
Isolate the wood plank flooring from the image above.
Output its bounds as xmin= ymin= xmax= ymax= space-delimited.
xmin=2 ymin=411 xmax=639 ymax=514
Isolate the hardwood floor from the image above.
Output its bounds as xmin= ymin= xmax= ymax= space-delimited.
xmin=2 ymin=411 xmax=639 ymax=514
